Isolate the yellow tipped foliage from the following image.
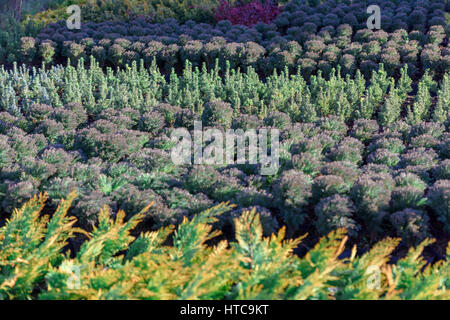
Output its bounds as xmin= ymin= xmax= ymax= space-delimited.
xmin=0 ymin=191 xmax=80 ymax=299
xmin=0 ymin=194 xmax=448 ymax=300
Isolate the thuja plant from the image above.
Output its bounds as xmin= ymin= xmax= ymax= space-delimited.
xmin=1 ymin=57 xmax=448 ymax=125
xmin=378 ymin=80 xmax=402 ymax=127
xmin=0 ymin=192 xmax=448 ymax=300
xmin=407 ymin=73 xmax=435 ymax=125
xmin=433 ymin=73 xmax=449 ymax=123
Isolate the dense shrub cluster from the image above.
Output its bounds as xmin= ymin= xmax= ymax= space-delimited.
xmin=15 ymin=21 xmax=448 ymax=78
xmin=3 ymin=0 xmax=448 ymax=79
xmin=0 ymin=59 xmax=449 ymax=245
xmin=281 ymin=0 xmax=448 ymax=32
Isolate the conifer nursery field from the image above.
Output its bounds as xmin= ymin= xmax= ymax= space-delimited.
xmin=0 ymin=0 xmax=449 ymax=300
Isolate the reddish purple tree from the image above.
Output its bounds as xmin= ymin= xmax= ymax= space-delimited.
xmin=215 ymin=0 xmax=282 ymax=26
